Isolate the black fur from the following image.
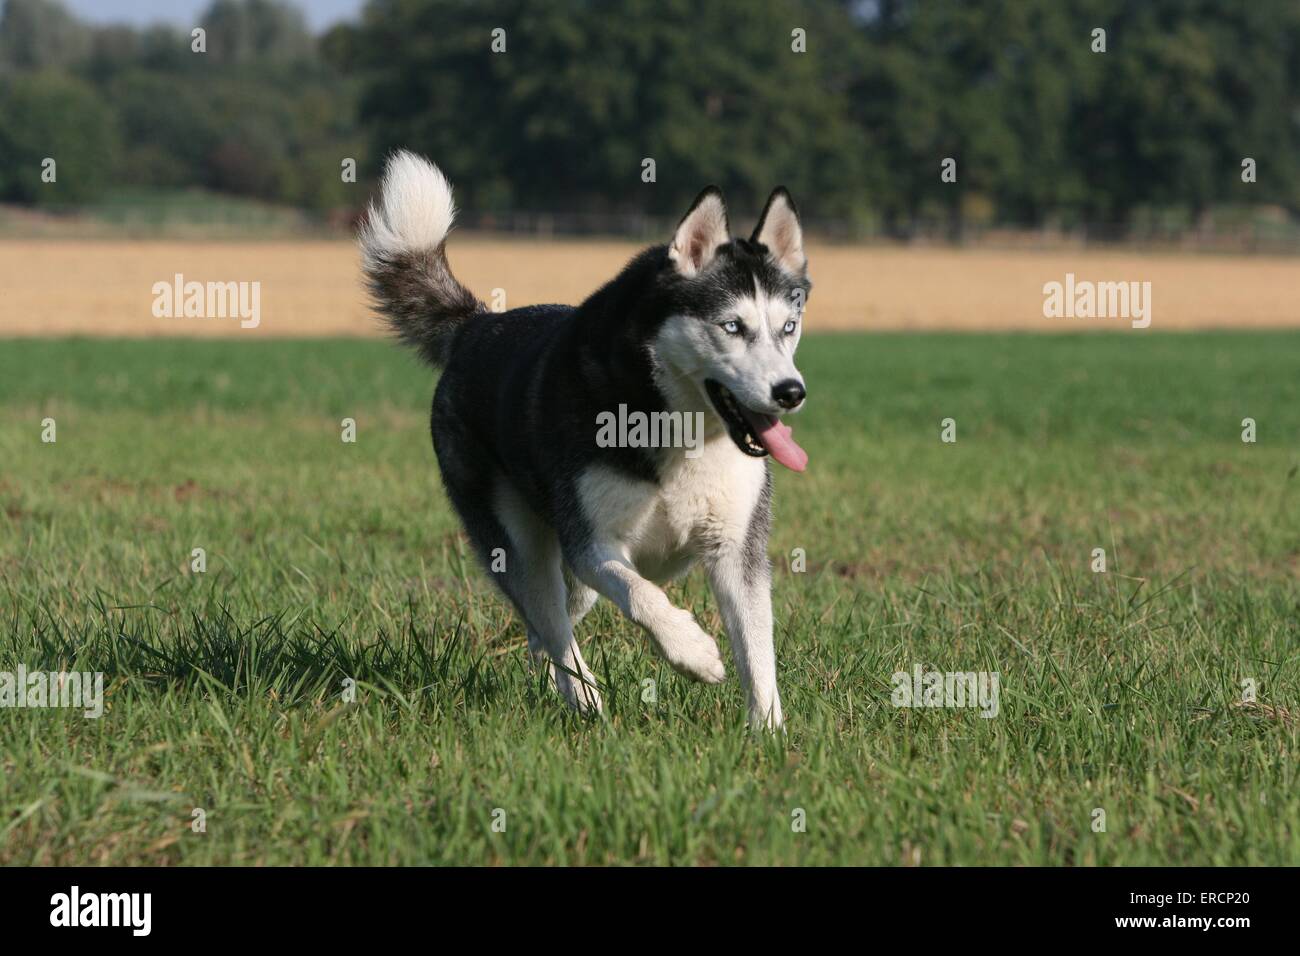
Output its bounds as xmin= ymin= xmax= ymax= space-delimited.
xmin=425 ymin=239 xmax=808 ymax=561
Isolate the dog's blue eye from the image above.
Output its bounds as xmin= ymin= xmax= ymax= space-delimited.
xmin=783 ymin=320 xmax=797 ymax=335
xmin=722 ymin=320 xmax=740 ymax=334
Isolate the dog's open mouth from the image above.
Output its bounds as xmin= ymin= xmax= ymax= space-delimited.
xmin=704 ymin=380 xmax=808 ymax=472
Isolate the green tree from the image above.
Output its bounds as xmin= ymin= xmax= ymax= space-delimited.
xmin=201 ymin=0 xmax=316 ymax=65
xmin=0 ymin=71 xmax=120 ymax=204
xmin=0 ymin=0 xmax=91 ymax=73
xmin=354 ymin=0 xmax=868 ymax=220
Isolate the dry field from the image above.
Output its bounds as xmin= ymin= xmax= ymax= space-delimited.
xmin=0 ymin=237 xmax=1296 ymax=336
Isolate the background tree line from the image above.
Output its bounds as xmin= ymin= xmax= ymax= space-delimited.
xmin=1 ymin=0 xmax=1297 ymax=237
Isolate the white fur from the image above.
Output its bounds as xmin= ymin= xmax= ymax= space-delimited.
xmin=360 ymin=150 xmax=457 ymax=269
xmin=579 ymin=438 xmax=764 ymax=581
xmin=574 ymin=434 xmax=783 ymax=722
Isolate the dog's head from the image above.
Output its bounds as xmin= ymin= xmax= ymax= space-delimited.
xmin=652 ymin=186 xmax=812 ymax=471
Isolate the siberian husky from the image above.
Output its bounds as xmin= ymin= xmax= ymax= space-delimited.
xmin=360 ymin=152 xmax=811 ymax=728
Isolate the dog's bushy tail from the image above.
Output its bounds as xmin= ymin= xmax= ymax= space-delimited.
xmin=359 ymin=151 xmax=483 ymax=367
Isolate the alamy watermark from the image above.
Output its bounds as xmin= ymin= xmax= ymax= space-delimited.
xmin=1042 ymin=273 xmax=1151 ymax=329
xmin=50 ymin=886 xmax=150 ymax=936
xmin=1 ymin=666 xmax=104 ymax=718
xmin=152 ymin=274 xmax=261 ymax=329
xmin=891 ymin=665 xmax=1000 ymax=718
xmin=596 ymin=405 xmax=706 ymax=458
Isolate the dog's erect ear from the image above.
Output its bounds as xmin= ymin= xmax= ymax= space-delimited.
xmin=669 ymin=187 xmax=730 ymax=277
xmin=751 ymin=187 xmax=805 ymax=275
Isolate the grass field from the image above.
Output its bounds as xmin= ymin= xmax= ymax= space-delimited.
xmin=1 ymin=332 xmax=1298 ymax=865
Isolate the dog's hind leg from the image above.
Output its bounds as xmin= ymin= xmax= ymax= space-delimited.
xmin=491 ymin=484 xmax=602 ymax=714
xmin=435 ymin=426 xmax=600 ymax=713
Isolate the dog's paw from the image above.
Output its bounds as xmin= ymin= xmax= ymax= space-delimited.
xmin=554 ymin=668 xmax=604 ymax=716
xmin=748 ymin=701 xmax=785 ymax=733
xmin=653 ymin=608 xmax=726 ymax=684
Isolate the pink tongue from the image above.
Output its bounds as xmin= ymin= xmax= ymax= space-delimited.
xmin=751 ymin=416 xmax=808 ymax=472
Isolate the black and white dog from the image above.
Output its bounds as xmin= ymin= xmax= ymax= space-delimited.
xmin=361 ymin=152 xmax=810 ymax=728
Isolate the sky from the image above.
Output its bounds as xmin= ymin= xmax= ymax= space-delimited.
xmin=60 ymin=0 xmax=365 ymax=33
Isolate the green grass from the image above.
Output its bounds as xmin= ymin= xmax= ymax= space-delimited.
xmin=1 ymin=332 xmax=1298 ymax=865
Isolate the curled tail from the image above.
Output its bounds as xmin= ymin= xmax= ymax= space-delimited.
xmin=360 ymin=151 xmax=483 ymax=367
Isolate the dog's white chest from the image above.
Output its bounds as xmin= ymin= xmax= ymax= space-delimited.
xmin=578 ymin=439 xmax=765 ymax=581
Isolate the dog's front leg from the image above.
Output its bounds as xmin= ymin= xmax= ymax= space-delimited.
xmin=572 ymin=547 xmax=726 ymax=684
xmin=706 ymin=547 xmax=784 ymax=730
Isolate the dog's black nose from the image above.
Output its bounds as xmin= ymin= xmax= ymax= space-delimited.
xmin=771 ymin=379 xmax=806 ymax=409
